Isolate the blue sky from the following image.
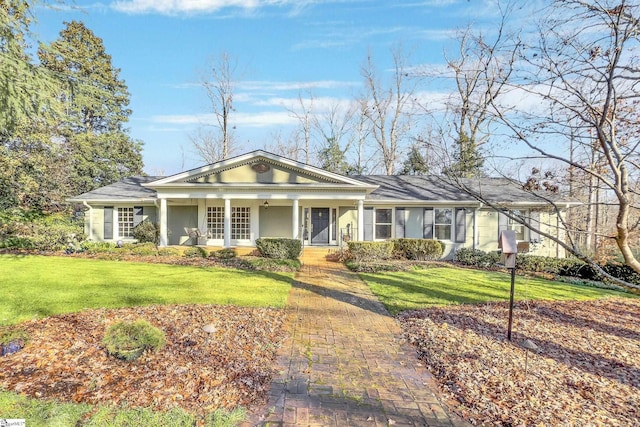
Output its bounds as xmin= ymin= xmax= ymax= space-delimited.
xmin=34 ymin=0 xmax=508 ymax=175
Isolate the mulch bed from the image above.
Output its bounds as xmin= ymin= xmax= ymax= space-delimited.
xmin=0 ymin=305 xmax=286 ymax=416
xmin=399 ymin=298 xmax=640 ymax=426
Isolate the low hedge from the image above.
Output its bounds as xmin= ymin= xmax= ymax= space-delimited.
xmin=183 ymin=246 xmax=208 ymax=258
xmin=454 ymin=248 xmax=500 ymax=268
xmin=347 ymin=241 xmax=394 ymax=263
xmin=255 ymin=238 xmax=302 ymax=260
xmin=393 ymin=238 xmax=444 ymax=260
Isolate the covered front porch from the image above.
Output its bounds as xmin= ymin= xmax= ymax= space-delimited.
xmin=158 ymin=196 xmax=367 ymax=248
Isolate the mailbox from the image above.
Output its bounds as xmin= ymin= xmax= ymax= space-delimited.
xmin=499 ymin=230 xmax=517 ymax=269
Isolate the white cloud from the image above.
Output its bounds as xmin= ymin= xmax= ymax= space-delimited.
xmin=111 ymin=0 xmax=283 ymax=14
xmin=150 ymin=111 xmax=297 ymax=127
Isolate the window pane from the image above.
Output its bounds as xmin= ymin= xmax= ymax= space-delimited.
xmin=118 ymin=207 xmax=134 ymax=238
xmin=376 ymin=208 xmax=392 ymax=224
xmin=435 ymin=225 xmax=451 ymax=241
xmin=231 ymin=207 xmax=250 ymax=240
xmin=207 ymin=207 xmax=224 ymax=239
xmin=435 ymin=208 xmax=452 ymax=224
xmin=376 ymin=224 xmax=392 ymax=239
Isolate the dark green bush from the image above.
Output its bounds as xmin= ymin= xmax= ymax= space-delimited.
xmin=131 ymin=220 xmax=159 ymax=245
xmin=246 ymin=257 xmax=301 ymax=272
xmin=255 ymin=238 xmax=302 ymax=260
xmin=103 ymin=320 xmax=166 ymax=361
xmin=454 ymin=248 xmax=500 ymax=267
xmin=183 ymin=246 xmax=208 ymax=258
xmin=211 ymin=248 xmax=237 ymax=260
xmin=393 ymin=238 xmax=444 ymax=260
xmin=347 ymin=241 xmax=394 ymax=263
xmin=0 ymin=212 xmax=84 ymax=251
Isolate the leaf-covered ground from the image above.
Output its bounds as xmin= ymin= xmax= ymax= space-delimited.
xmin=0 ymin=305 xmax=286 ymax=417
xmin=399 ymin=298 xmax=640 ymax=426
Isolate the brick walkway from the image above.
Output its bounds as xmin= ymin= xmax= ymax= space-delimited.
xmin=245 ymin=249 xmax=468 ymax=426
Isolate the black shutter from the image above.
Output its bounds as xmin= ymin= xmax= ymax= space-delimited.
xmin=395 ymin=208 xmax=405 ymax=239
xmin=134 ymin=206 xmax=144 ymax=227
xmin=104 ymin=207 xmax=113 ymax=240
xmin=423 ymin=208 xmax=434 ymax=239
xmin=498 ymin=211 xmax=508 ymax=239
xmin=363 ymin=207 xmax=374 ymax=241
xmin=529 ymin=211 xmax=541 ymax=242
xmin=455 ymin=208 xmax=466 ymax=243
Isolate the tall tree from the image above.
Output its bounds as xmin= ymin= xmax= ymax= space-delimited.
xmin=442 ymin=4 xmax=517 ymax=177
xmin=399 ymin=143 xmax=430 ymax=176
xmin=361 ymin=46 xmax=418 ymax=175
xmin=38 ymin=20 xmax=143 ymax=195
xmin=313 ymin=100 xmax=356 ymax=174
xmin=0 ymin=1 xmax=60 ymax=136
xmin=460 ymin=0 xmax=640 ymax=288
xmin=191 ymin=52 xmax=238 ymax=163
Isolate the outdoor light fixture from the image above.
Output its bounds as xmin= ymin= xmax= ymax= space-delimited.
xmin=263 ymin=200 xmax=269 ymax=209
xmin=521 ymin=339 xmax=539 ymax=377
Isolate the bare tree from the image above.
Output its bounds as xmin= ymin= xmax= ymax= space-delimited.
xmin=360 ymin=46 xmax=418 ymax=175
xmin=312 ymin=100 xmax=357 ymax=173
xmin=287 ymin=91 xmax=314 ymax=164
xmin=191 ymin=52 xmax=238 ymax=163
xmin=460 ymin=0 xmax=640 ymax=288
xmin=442 ymin=3 xmax=518 ymax=177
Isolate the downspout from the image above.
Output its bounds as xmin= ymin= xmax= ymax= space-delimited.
xmin=83 ymin=201 xmax=93 ymax=241
xmin=473 ymin=203 xmax=483 ymax=250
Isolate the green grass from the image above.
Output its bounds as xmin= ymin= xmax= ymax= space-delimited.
xmin=359 ymin=264 xmax=634 ymax=315
xmin=0 ymin=255 xmax=294 ymax=326
xmin=0 ymin=390 xmax=245 ymax=427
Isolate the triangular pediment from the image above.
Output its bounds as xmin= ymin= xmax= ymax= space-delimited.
xmin=146 ymin=150 xmax=375 ymax=188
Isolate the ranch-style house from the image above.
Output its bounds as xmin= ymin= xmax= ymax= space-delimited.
xmin=68 ymin=150 xmax=571 ymax=258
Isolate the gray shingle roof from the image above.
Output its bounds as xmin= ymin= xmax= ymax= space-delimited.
xmin=68 ymin=176 xmax=161 ymax=202
xmin=356 ymin=175 xmax=563 ymax=204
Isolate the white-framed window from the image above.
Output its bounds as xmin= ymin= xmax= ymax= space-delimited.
xmin=207 ymin=207 xmax=224 ymax=239
xmin=434 ymin=208 xmax=452 ymax=240
xmin=231 ymin=207 xmax=251 ymax=240
xmin=375 ymin=208 xmax=393 ymax=239
xmin=509 ymin=209 xmax=526 ymax=241
xmin=118 ymin=207 xmax=134 ymax=238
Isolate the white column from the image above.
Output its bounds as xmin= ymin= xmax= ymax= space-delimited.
xmin=224 ymin=198 xmax=231 ymax=248
xmin=473 ymin=208 xmax=479 ymax=250
xmin=357 ymin=199 xmax=364 ymax=241
xmin=292 ymin=199 xmax=299 ymax=239
xmin=159 ymin=198 xmax=168 ymax=247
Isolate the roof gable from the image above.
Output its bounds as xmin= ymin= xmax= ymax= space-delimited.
xmin=147 ymin=150 xmax=371 ymax=188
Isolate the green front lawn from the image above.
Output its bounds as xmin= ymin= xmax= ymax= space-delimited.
xmin=359 ymin=264 xmax=633 ymax=315
xmin=0 ymin=255 xmax=293 ymax=326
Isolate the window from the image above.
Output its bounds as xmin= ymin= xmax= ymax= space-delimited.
xmin=509 ymin=210 xmax=526 ymax=241
xmin=207 ymin=207 xmax=224 ymax=239
xmin=231 ymin=207 xmax=251 ymax=240
xmin=434 ymin=208 xmax=452 ymax=240
xmin=118 ymin=207 xmax=134 ymax=238
xmin=375 ymin=208 xmax=392 ymax=239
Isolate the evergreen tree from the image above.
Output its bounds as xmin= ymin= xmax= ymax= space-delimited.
xmin=399 ymin=144 xmax=430 ymax=176
xmin=38 ymin=20 xmax=143 ymax=195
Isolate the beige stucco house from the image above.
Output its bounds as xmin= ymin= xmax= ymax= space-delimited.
xmin=68 ymin=150 xmax=570 ymax=258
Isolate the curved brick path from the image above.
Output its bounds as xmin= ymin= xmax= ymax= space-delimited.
xmin=245 ymin=249 xmax=469 ymax=426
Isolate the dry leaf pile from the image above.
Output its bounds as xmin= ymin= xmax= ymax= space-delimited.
xmin=0 ymin=304 xmax=286 ymax=415
xmin=399 ymin=298 xmax=640 ymax=426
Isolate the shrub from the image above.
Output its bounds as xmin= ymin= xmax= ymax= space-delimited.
xmin=183 ymin=246 xmax=208 ymax=258
xmin=454 ymin=248 xmax=500 ymax=268
xmin=246 ymin=257 xmax=301 ymax=272
xmin=103 ymin=320 xmax=166 ymax=361
xmin=211 ymin=248 xmax=237 ymax=260
xmin=393 ymin=238 xmax=444 ymax=261
xmin=255 ymin=238 xmax=302 ymax=260
xmin=347 ymin=241 xmax=394 ymax=263
xmin=131 ymin=220 xmax=159 ymax=245
xmin=0 ymin=212 xmax=84 ymax=251
xmin=130 ymin=243 xmax=159 ymax=256
xmin=157 ymin=247 xmax=181 ymax=257
xmin=80 ymin=241 xmax=118 ymax=254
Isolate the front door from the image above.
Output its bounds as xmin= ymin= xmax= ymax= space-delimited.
xmin=311 ymin=208 xmax=330 ymax=245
